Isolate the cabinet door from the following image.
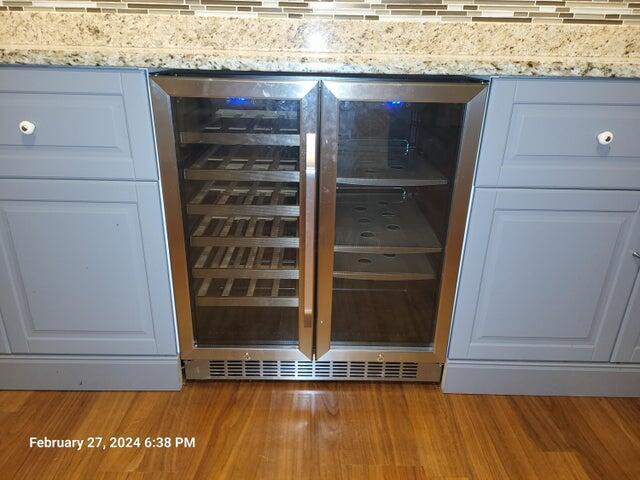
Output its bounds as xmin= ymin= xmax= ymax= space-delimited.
xmin=0 ymin=310 xmax=10 ymax=354
xmin=611 ymin=273 xmax=640 ymax=363
xmin=0 ymin=179 xmax=176 ymax=355
xmin=449 ymin=189 xmax=640 ymax=362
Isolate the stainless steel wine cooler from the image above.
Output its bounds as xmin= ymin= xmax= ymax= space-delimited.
xmin=150 ymin=74 xmax=487 ymax=382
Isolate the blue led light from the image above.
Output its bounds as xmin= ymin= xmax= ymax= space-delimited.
xmin=384 ymin=100 xmax=404 ymax=108
xmin=226 ymin=97 xmax=249 ymax=105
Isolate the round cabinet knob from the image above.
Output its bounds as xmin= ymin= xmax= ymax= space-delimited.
xmin=19 ymin=120 xmax=35 ymax=135
xmin=597 ymin=131 xmax=614 ymax=146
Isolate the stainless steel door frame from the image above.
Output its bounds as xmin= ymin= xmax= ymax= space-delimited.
xmin=150 ymin=76 xmax=319 ymax=361
xmin=316 ymin=80 xmax=487 ymax=363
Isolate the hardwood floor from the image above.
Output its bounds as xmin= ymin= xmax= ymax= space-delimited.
xmin=1 ymin=382 xmax=639 ymax=479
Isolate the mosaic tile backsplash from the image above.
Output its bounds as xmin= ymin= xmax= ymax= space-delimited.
xmin=0 ymin=0 xmax=639 ymax=24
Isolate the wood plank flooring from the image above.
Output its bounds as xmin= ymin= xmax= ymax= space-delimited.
xmin=1 ymin=382 xmax=639 ymax=479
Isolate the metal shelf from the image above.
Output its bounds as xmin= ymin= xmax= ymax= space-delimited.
xmin=333 ymin=252 xmax=436 ymax=281
xmin=337 ymin=139 xmax=448 ymax=187
xmin=184 ymin=145 xmax=300 ymax=183
xmin=190 ymin=215 xmax=298 ymax=248
xmin=337 ymin=162 xmax=448 ymax=187
xmin=192 ymin=245 xmax=298 ymax=280
xmin=195 ymin=276 xmax=298 ymax=308
xmin=181 ymin=132 xmax=299 ymax=147
xmin=180 ymin=109 xmax=299 ymax=146
xmin=334 ymin=192 xmax=442 ymax=254
xmin=186 ymin=181 xmax=299 ymax=217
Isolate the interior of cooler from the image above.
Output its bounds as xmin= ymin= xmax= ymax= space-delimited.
xmin=332 ymin=100 xmax=465 ymax=349
xmin=174 ymin=96 xmax=301 ymax=348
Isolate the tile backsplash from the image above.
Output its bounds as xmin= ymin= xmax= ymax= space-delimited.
xmin=1 ymin=0 xmax=639 ymax=25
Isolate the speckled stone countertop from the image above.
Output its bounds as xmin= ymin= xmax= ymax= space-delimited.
xmin=1 ymin=12 xmax=640 ymax=77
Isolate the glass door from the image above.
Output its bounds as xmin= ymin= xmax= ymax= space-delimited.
xmin=317 ymin=80 xmax=486 ymax=363
xmin=151 ymin=77 xmax=318 ymax=360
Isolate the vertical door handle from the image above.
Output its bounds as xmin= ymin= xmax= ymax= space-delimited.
xmin=303 ymin=133 xmax=317 ymax=328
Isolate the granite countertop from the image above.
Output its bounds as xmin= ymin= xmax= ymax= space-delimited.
xmin=1 ymin=12 xmax=640 ymax=77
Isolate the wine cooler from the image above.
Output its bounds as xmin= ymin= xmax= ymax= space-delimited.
xmin=150 ymin=74 xmax=487 ymax=382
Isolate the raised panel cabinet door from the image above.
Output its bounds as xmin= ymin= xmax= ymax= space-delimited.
xmin=0 ymin=179 xmax=176 ymax=355
xmin=611 ymin=272 xmax=640 ymax=363
xmin=0 ymin=66 xmax=157 ymax=180
xmin=476 ymin=78 xmax=640 ymax=189
xmin=449 ymin=189 xmax=640 ymax=362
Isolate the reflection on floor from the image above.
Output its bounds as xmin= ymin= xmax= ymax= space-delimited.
xmin=1 ymin=382 xmax=639 ymax=479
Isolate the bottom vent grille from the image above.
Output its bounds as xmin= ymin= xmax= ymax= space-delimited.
xmin=184 ymin=360 xmax=440 ymax=382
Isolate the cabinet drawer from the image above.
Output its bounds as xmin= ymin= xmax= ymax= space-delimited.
xmin=0 ymin=67 xmax=157 ymax=180
xmin=476 ymin=78 xmax=640 ymax=190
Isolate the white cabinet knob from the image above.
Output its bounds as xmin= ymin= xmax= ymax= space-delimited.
xmin=597 ymin=131 xmax=613 ymax=145
xmin=19 ymin=120 xmax=35 ymax=135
